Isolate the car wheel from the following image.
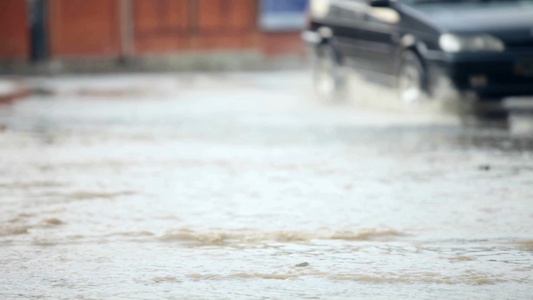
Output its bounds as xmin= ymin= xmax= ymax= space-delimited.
xmin=313 ymin=44 xmax=346 ymax=102
xmin=397 ymin=50 xmax=426 ymax=104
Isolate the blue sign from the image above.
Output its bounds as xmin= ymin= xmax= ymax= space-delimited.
xmin=260 ymin=0 xmax=308 ymax=31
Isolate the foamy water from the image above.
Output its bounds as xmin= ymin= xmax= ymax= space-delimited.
xmin=0 ymin=72 xmax=532 ymax=299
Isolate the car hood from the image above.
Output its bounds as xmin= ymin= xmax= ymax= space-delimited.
xmin=405 ymin=2 xmax=533 ymax=43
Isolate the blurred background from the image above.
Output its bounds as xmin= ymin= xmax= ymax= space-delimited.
xmin=0 ymin=1 xmax=532 ymax=299
xmin=0 ymin=0 xmax=308 ymax=72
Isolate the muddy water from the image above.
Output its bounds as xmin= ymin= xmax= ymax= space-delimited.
xmin=0 ymin=72 xmax=532 ymax=299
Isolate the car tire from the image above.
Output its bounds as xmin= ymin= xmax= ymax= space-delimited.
xmin=398 ymin=51 xmax=510 ymax=125
xmin=313 ymin=44 xmax=347 ymax=102
xmin=397 ymin=50 xmax=427 ymax=104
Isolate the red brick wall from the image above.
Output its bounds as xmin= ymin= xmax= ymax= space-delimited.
xmin=133 ymin=0 xmax=303 ymax=57
xmin=48 ymin=0 xmax=121 ymax=58
xmin=0 ymin=0 xmax=303 ymax=60
xmin=133 ymin=0 xmax=259 ymax=54
xmin=133 ymin=0 xmax=191 ymax=53
xmin=261 ymin=32 xmax=305 ymax=56
xmin=0 ymin=0 xmax=29 ymax=59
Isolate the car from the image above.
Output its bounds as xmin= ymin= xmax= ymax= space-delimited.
xmin=303 ymin=0 xmax=533 ymax=115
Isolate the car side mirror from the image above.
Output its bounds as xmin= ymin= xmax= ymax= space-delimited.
xmin=369 ymin=0 xmax=391 ymax=7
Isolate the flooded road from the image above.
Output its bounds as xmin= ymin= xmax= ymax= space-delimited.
xmin=0 ymin=71 xmax=532 ymax=299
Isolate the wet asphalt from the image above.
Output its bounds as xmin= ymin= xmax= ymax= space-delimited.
xmin=0 ymin=71 xmax=532 ymax=299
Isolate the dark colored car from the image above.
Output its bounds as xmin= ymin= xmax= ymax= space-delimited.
xmin=303 ymin=0 xmax=533 ymax=113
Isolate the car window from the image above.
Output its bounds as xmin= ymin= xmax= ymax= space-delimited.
xmin=366 ymin=7 xmax=400 ymax=25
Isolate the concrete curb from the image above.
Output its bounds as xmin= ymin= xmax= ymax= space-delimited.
xmin=0 ymin=52 xmax=308 ymax=76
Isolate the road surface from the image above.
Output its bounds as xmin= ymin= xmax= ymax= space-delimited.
xmin=0 ymin=71 xmax=532 ymax=299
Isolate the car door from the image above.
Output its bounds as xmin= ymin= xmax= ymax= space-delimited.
xmin=326 ymin=0 xmax=370 ymax=69
xmin=329 ymin=0 xmax=399 ymax=75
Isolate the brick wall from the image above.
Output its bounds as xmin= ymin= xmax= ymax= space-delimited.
xmin=133 ymin=0 xmax=261 ymax=55
xmin=0 ymin=0 xmax=303 ymax=61
xmin=48 ymin=0 xmax=122 ymax=58
xmin=0 ymin=0 xmax=29 ymax=59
